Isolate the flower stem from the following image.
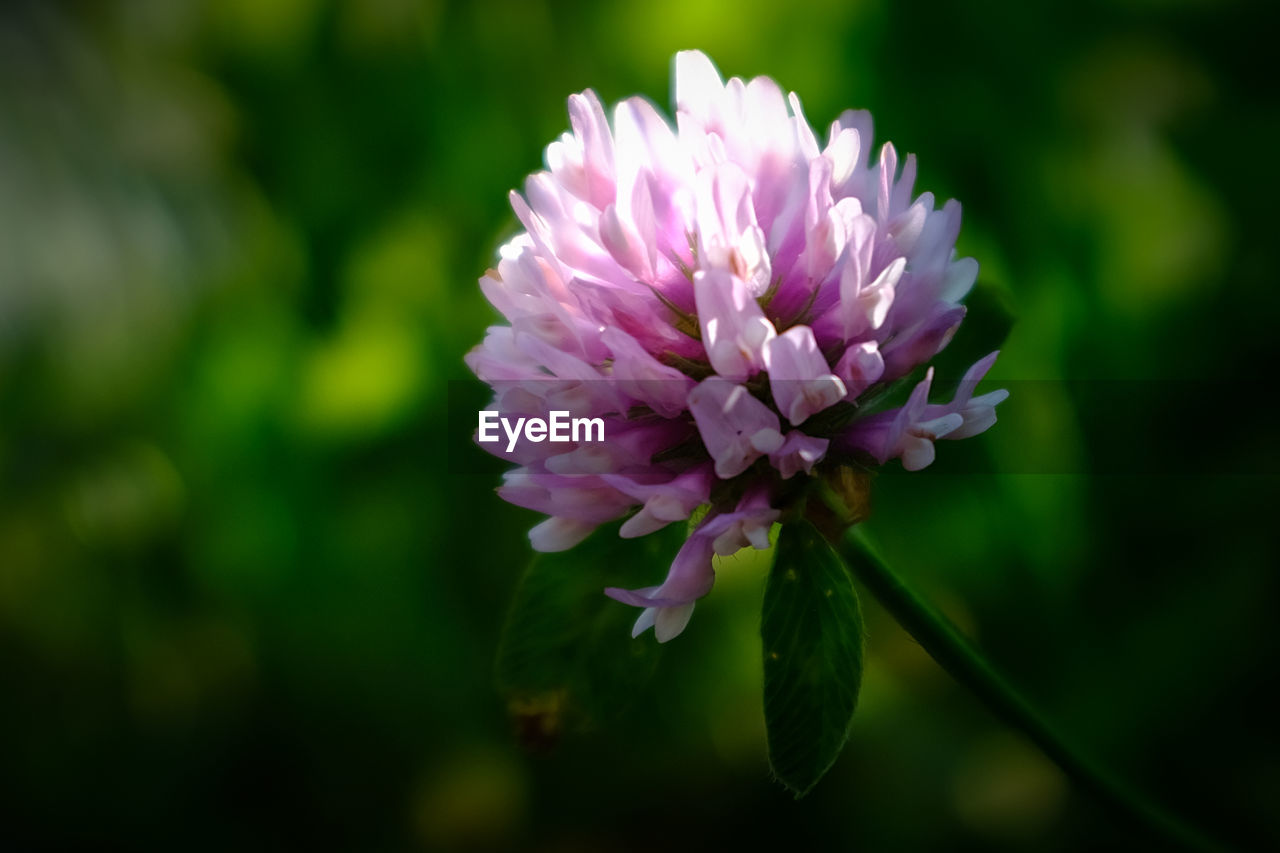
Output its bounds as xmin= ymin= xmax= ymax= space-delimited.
xmin=837 ymin=527 xmax=1225 ymax=852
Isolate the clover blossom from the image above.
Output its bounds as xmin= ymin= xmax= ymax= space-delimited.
xmin=467 ymin=51 xmax=1006 ymax=642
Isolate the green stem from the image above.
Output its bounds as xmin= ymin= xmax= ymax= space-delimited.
xmin=837 ymin=527 xmax=1225 ymax=853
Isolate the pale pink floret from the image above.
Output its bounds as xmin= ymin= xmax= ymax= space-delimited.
xmin=769 ymin=431 xmax=830 ymax=480
xmin=604 ymin=530 xmax=717 ymax=643
xmin=840 ymin=352 xmax=1005 ymax=472
xmin=468 ymin=50 xmax=1007 ymax=642
xmin=703 ymin=487 xmax=781 ymax=556
xmin=695 ymin=270 xmax=776 ymax=381
xmin=924 ymin=351 xmax=1011 ymax=440
xmin=764 ymin=325 xmax=847 ymax=426
xmin=606 ymin=465 xmax=715 ymax=539
xmin=603 ymin=488 xmax=778 ymax=641
xmin=687 ymin=377 xmax=785 ymax=479
xmin=834 ymin=341 xmax=885 ymax=400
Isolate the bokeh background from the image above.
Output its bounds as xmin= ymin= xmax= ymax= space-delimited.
xmin=2 ymin=0 xmax=1277 ymax=849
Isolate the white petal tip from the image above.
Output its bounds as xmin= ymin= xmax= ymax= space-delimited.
xmin=528 ymin=517 xmax=595 ymax=552
xmin=631 ymin=607 xmax=658 ymax=639
xmin=654 ymin=602 xmax=695 ymax=643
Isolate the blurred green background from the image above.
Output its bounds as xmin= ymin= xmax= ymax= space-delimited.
xmin=2 ymin=0 xmax=1277 ymax=849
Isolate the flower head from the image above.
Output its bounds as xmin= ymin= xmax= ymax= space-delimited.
xmin=467 ymin=51 xmax=1006 ymax=641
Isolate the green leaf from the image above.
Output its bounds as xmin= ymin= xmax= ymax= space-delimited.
xmin=494 ymin=522 xmax=683 ymax=747
xmin=762 ymin=520 xmax=865 ymax=796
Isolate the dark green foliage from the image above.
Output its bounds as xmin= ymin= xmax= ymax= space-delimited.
xmin=495 ymin=523 xmax=683 ymax=741
xmin=3 ymin=1 xmax=1279 ymax=849
xmin=762 ymin=521 xmax=865 ymax=796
